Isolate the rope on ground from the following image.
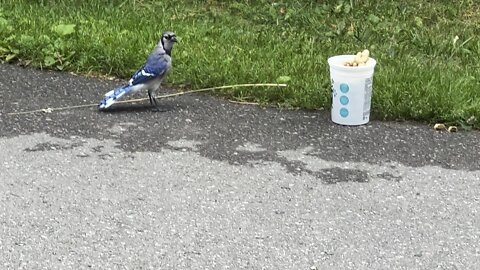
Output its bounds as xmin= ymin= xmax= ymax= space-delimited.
xmin=6 ymin=83 xmax=287 ymax=116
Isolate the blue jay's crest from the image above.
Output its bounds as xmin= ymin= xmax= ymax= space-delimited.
xmin=98 ymin=31 xmax=177 ymax=109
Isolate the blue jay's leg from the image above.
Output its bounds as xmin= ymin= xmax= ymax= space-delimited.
xmin=147 ymin=88 xmax=167 ymax=112
xmin=147 ymin=89 xmax=158 ymax=107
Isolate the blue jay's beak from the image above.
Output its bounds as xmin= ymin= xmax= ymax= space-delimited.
xmin=172 ymin=36 xmax=178 ymax=43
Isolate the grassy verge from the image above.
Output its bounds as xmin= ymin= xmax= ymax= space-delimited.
xmin=0 ymin=0 xmax=479 ymax=128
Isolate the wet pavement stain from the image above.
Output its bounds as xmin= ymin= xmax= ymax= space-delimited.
xmin=377 ymin=172 xmax=403 ymax=182
xmin=2 ymin=63 xmax=480 ymax=172
xmin=314 ymin=167 xmax=370 ymax=184
xmin=24 ymin=141 xmax=84 ymax=152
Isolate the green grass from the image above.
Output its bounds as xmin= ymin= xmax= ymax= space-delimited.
xmin=0 ymin=0 xmax=479 ymax=128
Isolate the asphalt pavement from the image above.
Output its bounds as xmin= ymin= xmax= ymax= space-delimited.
xmin=0 ymin=63 xmax=479 ymax=269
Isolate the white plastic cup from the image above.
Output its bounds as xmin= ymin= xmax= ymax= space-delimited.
xmin=328 ymin=55 xmax=377 ymax=125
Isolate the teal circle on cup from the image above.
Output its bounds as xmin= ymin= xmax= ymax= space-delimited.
xmin=340 ymin=95 xmax=349 ymax=105
xmin=340 ymin=83 xmax=349 ymax=93
xmin=340 ymin=108 xmax=349 ymax=118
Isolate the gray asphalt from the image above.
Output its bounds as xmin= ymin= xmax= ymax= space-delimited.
xmin=0 ymin=63 xmax=479 ymax=269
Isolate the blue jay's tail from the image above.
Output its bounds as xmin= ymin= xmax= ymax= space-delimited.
xmin=98 ymin=85 xmax=133 ymax=109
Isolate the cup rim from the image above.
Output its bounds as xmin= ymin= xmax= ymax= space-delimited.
xmin=328 ymin=55 xmax=377 ymax=72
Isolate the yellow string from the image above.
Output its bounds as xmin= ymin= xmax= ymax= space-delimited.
xmin=6 ymin=83 xmax=287 ymax=116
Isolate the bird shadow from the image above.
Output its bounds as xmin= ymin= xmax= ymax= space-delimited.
xmin=98 ymin=103 xmax=175 ymax=114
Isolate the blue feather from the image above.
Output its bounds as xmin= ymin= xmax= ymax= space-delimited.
xmin=98 ymin=85 xmax=133 ymax=109
xmin=129 ymin=54 xmax=169 ymax=85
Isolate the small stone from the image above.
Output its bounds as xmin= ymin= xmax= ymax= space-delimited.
xmin=77 ymin=153 xmax=89 ymax=158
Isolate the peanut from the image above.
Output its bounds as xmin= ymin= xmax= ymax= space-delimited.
xmin=343 ymin=49 xmax=371 ymax=67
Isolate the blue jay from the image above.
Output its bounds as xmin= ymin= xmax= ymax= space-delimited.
xmin=98 ymin=31 xmax=177 ymax=109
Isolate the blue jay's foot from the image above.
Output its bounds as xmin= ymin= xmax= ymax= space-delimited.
xmin=148 ymin=91 xmax=166 ymax=112
xmin=151 ymin=106 xmax=167 ymax=112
